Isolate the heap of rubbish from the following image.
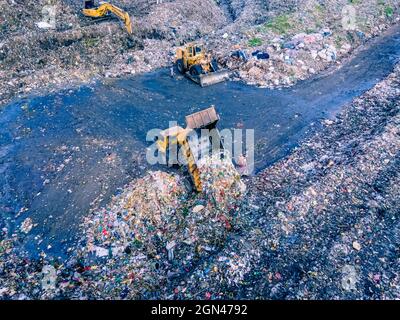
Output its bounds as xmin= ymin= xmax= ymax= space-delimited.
xmin=57 ymin=153 xmax=247 ymax=298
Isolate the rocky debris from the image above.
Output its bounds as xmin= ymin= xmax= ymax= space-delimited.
xmin=210 ymin=0 xmax=400 ymax=88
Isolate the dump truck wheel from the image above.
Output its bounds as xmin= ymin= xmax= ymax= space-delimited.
xmin=190 ymin=64 xmax=203 ymax=76
xmin=211 ymin=59 xmax=219 ymax=72
xmin=177 ymin=59 xmax=184 ymax=74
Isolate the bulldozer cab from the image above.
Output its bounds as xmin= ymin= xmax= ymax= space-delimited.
xmin=188 ymin=45 xmax=203 ymax=57
xmin=177 ymin=44 xmax=204 ymax=61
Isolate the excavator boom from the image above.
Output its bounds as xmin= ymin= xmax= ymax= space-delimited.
xmin=82 ymin=2 xmax=132 ymax=34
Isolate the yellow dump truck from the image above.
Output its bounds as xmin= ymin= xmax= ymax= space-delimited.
xmin=156 ymin=106 xmax=224 ymax=191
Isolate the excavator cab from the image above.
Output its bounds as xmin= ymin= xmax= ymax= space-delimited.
xmin=84 ymin=0 xmax=95 ymax=9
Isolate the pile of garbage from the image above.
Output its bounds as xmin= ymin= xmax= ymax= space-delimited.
xmin=211 ymin=0 xmax=400 ymax=88
xmin=51 ymin=154 xmax=244 ymax=298
xmin=83 ymin=170 xmax=188 ymax=259
xmin=198 ymin=152 xmax=247 ymax=214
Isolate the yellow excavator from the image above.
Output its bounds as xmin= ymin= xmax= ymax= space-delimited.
xmin=176 ymin=43 xmax=230 ymax=87
xmin=82 ymin=0 xmax=132 ymax=34
xmin=156 ymin=106 xmax=224 ymax=192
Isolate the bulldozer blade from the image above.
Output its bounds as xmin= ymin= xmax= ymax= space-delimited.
xmin=198 ymin=70 xmax=230 ymax=87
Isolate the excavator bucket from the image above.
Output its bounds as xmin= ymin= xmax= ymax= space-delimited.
xmin=185 ymin=106 xmax=220 ymax=129
xmin=198 ymin=69 xmax=230 ymax=87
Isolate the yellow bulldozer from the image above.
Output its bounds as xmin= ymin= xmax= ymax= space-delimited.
xmin=175 ymin=43 xmax=230 ymax=87
xmin=82 ymin=0 xmax=132 ymax=34
xmin=156 ymin=106 xmax=224 ymax=192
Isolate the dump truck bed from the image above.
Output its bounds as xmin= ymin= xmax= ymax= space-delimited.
xmin=185 ymin=106 xmax=219 ymax=129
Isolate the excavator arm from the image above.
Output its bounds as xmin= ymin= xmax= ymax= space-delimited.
xmin=82 ymin=2 xmax=132 ymax=34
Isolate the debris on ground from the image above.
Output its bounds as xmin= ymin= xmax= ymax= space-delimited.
xmin=198 ymin=152 xmax=246 ymax=214
xmin=59 ymin=154 xmax=245 ymax=299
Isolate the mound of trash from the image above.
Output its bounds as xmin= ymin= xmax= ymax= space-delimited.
xmin=71 ymin=155 xmax=246 ymax=298
xmin=198 ymin=152 xmax=247 ymax=213
xmin=83 ymin=171 xmax=187 ymax=257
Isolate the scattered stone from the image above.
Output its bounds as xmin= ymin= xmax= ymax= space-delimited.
xmin=352 ymin=241 xmax=362 ymax=251
xmin=20 ymin=218 xmax=33 ymax=234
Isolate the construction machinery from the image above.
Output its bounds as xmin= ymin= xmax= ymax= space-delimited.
xmin=175 ymin=43 xmax=230 ymax=87
xmin=82 ymin=0 xmax=133 ymax=34
xmin=156 ymin=106 xmax=224 ymax=192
